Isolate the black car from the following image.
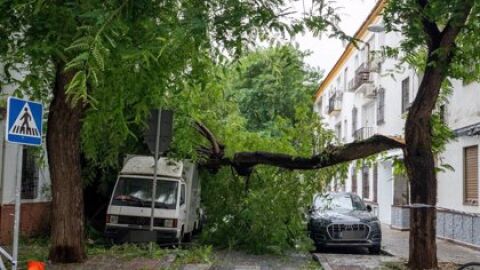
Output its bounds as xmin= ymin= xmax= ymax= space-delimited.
xmin=307 ymin=192 xmax=382 ymax=254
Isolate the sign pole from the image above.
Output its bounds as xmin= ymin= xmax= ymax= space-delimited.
xmin=11 ymin=145 xmax=23 ymax=270
xmin=150 ymin=110 xmax=162 ymax=231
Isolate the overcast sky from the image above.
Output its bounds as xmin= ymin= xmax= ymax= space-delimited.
xmin=290 ymin=0 xmax=377 ymax=72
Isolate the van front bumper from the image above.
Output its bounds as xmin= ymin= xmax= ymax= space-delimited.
xmin=105 ymin=224 xmax=179 ymax=243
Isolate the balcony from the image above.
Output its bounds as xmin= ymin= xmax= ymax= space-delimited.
xmin=348 ymin=63 xmax=376 ymax=98
xmin=353 ymin=127 xmax=374 ymax=141
xmin=328 ymin=91 xmax=343 ymax=115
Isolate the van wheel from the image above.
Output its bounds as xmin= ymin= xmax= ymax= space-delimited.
xmin=175 ymin=227 xmax=184 ymax=247
xmin=183 ymin=231 xmax=192 ymax=242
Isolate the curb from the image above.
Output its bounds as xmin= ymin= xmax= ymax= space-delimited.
xmin=380 ymin=248 xmax=395 ymax=257
xmin=180 ymin=263 xmax=212 ymax=270
xmin=311 ymin=253 xmax=332 ymax=270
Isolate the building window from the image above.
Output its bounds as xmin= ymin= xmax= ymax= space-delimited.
xmin=393 ymin=175 xmax=409 ymax=206
xmin=317 ymin=97 xmax=323 ymax=114
xmin=464 ymin=145 xmax=479 ymax=205
xmin=343 ymin=119 xmax=348 ymax=141
xmin=377 ymin=88 xmax=385 ymax=124
xmin=21 ymin=148 xmax=39 ymax=200
xmin=439 ymin=104 xmax=447 ymax=123
xmin=352 ymin=107 xmax=358 ymax=133
xmin=343 ymin=68 xmax=348 ymax=91
xmin=401 ymin=77 xmax=410 ymax=113
xmin=373 ymin=164 xmax=378 ymax=203
xmin=180 ymin=184 xmax=186 ymax=205
xmin=351 ymin=167 xmax=357 ymax=194
xmin=335 ymin=123 xmax=342 ymax=140
xmin=362 ymin=166 xmax=370 ymax=200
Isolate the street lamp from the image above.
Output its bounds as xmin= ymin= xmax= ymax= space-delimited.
xmin=367 ymin=23 xmax=385 ymax=33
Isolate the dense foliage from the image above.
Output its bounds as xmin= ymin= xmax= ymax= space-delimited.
xmin=195 ymin=46 xmax=346 ymax=253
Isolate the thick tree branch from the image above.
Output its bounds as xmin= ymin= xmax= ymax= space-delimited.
xmin=195 ymin=121 xmax=405 ymax=176
xmin=194 ymin=121 xmax=224 ymax=157
xmin=439 ymin=1 xmax=473 ymax=50
xmin=417 ymin=0 xmax=441 ymax=49
xmin=410 ymin=0 xmax=473 ymax=118
xmin=231 ymin=135 xmax=405 ymax=174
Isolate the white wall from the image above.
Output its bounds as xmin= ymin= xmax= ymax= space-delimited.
xmin=438 ymin=136 xmax=480 ymax=214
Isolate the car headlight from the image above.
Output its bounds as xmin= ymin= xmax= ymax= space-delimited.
xmin=314 ymin=219 xmax=329 ymax=226
xmin=164 ymin=219 xmax=177 ymax=228
xmin=109 ymin=215 xmax=118 ymax=224
xmin=368 ymin=220 xmax=380 ymax=229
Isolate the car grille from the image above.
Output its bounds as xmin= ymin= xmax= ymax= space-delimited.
xmin=118 ymin=215 xmax=165 ymax=227
xmin=327 ymin=223 xmax=370 ymax=240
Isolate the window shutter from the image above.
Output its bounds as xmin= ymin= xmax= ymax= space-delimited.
xmin=352 ymin=107 xmax=358 ymax=132
xmin=401 ymin=78 xmax=410 ymax=113
xmin=362 ymin=166 xmax=370 ymax=200
xmin=373 ymin=164 xmax=378 ymax=203
xmin=377 ymin=88 xmax=385 ymax=124
xmin=352 ymin=168 xmax=357 ymax=193
xmin=464 ymin=146 xmax=479 ymax=205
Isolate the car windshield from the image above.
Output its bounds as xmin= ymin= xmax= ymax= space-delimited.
xmin=313 ymin=194 xmax=366 ymax=211
xmin=112 ymin=177 xmax=178 ymax=209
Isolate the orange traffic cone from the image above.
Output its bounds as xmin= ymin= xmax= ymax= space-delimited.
xmin=27 ymin=261 xmax=45 ymax=270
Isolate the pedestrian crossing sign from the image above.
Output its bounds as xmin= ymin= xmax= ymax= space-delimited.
xmin=6 ymin=97 xmax=44 ymax=146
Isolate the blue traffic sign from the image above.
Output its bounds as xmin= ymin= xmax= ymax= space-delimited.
xmin=5 ymin=97 xmax=44 ymax=146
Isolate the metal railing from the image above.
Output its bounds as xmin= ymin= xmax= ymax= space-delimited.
xmin=348 ymin=63 xmax=371 ymax=91
xmin=353 ymin=127 xmax=374 ymax=141
xmin=328 ymin=92 xmax=343 ymax=114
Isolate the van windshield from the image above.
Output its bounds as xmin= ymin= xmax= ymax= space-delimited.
xmin=112 ymin=177 xmax=178 ymax=209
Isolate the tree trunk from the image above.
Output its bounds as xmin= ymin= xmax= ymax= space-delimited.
xmin=404 ymin=62 xmax=444 ymax=269
xmin=404 ymin=121 xmax=438 ymax=269
xmin=47 ymin=64 xmax=86 ymax=263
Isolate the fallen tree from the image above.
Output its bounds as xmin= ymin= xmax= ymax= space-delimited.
xmin=195 ymin=121 xmax=405 ymax=175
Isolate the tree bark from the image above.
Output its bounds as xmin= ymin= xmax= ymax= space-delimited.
xmin=47 ymin=64 xmax=86 ymax=263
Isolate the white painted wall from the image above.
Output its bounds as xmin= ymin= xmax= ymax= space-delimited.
xmin=438 ymin=136 xmax=480 ymax=214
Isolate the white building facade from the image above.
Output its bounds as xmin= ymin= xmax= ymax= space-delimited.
xmin=314 ymin=0 xmax=480 ymax=248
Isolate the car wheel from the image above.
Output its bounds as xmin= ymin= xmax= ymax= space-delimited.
xmin=369 ymin=245 xmax=381 ymax=254
xmin=315 ymin=244 xmax=325 ymax=252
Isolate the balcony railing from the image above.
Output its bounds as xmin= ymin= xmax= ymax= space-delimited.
xmin=328 ymin=92 xmax=343 ymax=114
xmin=353 ymin=127 xmax=374 ymax=141
xmin=348 ymin=63 xmax=371 ymax=92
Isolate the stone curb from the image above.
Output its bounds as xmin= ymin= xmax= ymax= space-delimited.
xmin=180 ymin=263 xmax=212 ymax=270
xmin=311 ymin=253 xmax=332 ymax=270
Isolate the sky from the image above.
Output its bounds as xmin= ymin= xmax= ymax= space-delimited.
xmin=291 ymin=0 xmax=377 ymax=72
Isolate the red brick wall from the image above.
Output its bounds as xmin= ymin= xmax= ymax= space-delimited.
xmin=0 ymin=202 xmax=50 ymax=245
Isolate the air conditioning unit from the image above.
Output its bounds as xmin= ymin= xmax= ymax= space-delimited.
xmin=364 ymin=85 xmax=377 ymax=98
xmin=369 ymin=51 xmax=384 ymax=73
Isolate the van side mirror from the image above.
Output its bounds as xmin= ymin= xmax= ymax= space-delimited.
xmin=366 ymin=205 xmax=373 ymax=212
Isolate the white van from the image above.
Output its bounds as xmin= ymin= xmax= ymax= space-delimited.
xmin=105 ymin=156 xmax=201 ymax=244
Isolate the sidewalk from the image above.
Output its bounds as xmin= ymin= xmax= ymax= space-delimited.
xmin=381 ymin=224 xmax=480 ymax=264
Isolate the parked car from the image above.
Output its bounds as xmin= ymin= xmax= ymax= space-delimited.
xmin=307 ymin=192 xmax=382 ymax=254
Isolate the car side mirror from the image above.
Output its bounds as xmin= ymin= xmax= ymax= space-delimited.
xmin=307 ymin=205 xmax=313 ymax=214
xmin=366 ymin=205 xmax=373 ymax=212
